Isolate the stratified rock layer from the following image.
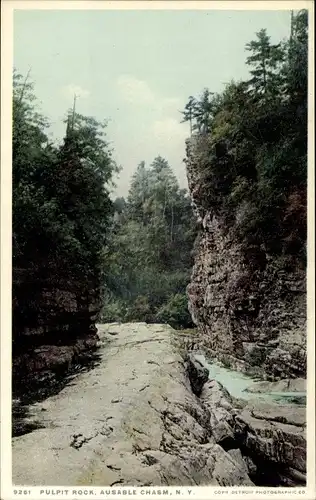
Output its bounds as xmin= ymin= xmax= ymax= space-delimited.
xmin=185 ymin=136 xmax=306 ymax=380
xmin=12 ymin=269 xmax=100 ymax=387
xmin=200 ymin=379 xmax=306 ymax=486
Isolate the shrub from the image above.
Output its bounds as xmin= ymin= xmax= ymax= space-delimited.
xmin=155 ymin=293 xmax=194 ymax=329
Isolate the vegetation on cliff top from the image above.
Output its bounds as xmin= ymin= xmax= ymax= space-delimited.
xmin=182 ymin=10 xmax=307 ymax=263
xmin=12 ymin=70 xmax=119 ymax=344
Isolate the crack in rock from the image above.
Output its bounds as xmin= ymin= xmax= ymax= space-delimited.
xmin=70 ymin=433 xmax=95 ymax=450
xmin=110 ymin=480 xmax=124 ymax=487
xmin=139 ymin=385 xmax=150 ymax=392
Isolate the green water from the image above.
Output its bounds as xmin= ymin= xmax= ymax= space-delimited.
xmin=195 ymin=354 xmax=306 ymax=406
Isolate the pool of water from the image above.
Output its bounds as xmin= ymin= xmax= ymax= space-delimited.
xmin=194 ymin=353 xmax=306 ymax=406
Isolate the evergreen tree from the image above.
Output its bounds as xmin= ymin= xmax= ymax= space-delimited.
xmin=182 ymin=11 xmax=307 ymax=259
xmin=245 ymin=28 xmax=285 ymax=99
xmin=127 ymin=161 xmax=149 ymax=224
xmin=13 ymin=70 xmax=118 ymax=345
xmin=102 ymin=155 xmax=196 ymax=328
xmin=181 ymin=96 xmax=198 ymax=136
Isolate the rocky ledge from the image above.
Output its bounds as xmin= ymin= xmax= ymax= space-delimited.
xmin=13 ymin=332 xmax=99 ymax=392
xmin=12 ymin=271 xmax=101 ymax=393
xmin=200 ymin=379 xmax=306 ymax=486
xmin=12 ymin=323 xmax=306 ymax=487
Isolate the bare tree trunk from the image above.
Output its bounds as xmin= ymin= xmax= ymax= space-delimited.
xmin=162 ymin=188 xmax=167 ymax=218
xmin=170 ymin=203 xmax=174 ymax=243
xmin=17 ymin=68 xmax=32 ymax=106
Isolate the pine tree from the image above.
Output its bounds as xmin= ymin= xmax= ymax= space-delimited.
xmin=127 ymin=161 xmax=149 ymax=224
xmin=195 ymin=89 xmax=215 ymax=133
xmin=55 ymin=107 xmax=116 ymax=282
xmin=286 ymin=10 xmax=308 ymax=104
xmin=182 ymin=89 xmax=215 ymax=134
xmin=245 ymin=28 xmax=285 ymax=99
xmin=181 ymin=96 xmax=198 ymax=135
xmin=181 ymin=14 xmax=307 ymax=259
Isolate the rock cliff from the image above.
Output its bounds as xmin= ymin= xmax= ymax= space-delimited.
xmin=12 ymin=268 xmax=100 ymax=391
xmin=185 ymin=136 xmax=307 ymax=380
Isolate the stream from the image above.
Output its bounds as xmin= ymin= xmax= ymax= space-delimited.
xmin=194 ymin=353 xmax=306 ymax=406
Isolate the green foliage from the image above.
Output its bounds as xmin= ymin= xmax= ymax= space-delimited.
xmin=245 ymin=28 xmax=285 ymax=98
xmin=125 ymin=296 xmax=153 ymax=323
xmin=100 ymin=297 xmax=127 ymax=323
xmin=156 ymin=294 xmax=194 ymax=329
xmin=13 ymin=70 xmax=117 ymax=341
xmin=182 ymin=10 xmax=307 ymax=261
xmin=181 ymin=89 xmax=216 ymax=135
xmin=102 ymin=156 xmax=196 ymax=328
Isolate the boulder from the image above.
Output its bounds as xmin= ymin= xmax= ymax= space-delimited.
xmin=186 ymin=353 xmax=209 ymax=396
xmin=233 ymin=402 xmax=306 ymax=482
xmin=200 ymin=374 xmax=306 ymax=486
xmin=212 ymin=421 xmax=235 ymax=448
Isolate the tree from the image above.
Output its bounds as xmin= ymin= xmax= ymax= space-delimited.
xmin=194 ymin=89 xmax=215 ymax=134
xmin=245 ymin=28 xmax=285 ymax=99
xmin=182 ymin=89 xmax=215 ymax=134
xmin=102 ymin=155 xmax=196 ymax=327
xmin=113 ymin=197 xmax=127 ymax=214
xmin=12 ymin=70 xmax=118 ymax=346
xmin=127 ymin=161 xmax=150 ymax=224
xmin=182 ymin=14 xmax=307 ymax=260
xmin=286 ymin=10 xmax=308 ymax=105
xmin=181 ymin=96 xmax=198 ymax=136
xmin=54 ymin=109 xmax=116 ymax=281
xmin=12 ymin=69 xmax=56 ymax=265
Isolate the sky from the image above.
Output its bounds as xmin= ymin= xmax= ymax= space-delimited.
xmin=14 ymin=8 xmax=292 ymax=197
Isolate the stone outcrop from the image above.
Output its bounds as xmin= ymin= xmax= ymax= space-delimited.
xmin=12 ymin=324 xmax=254 ymax=487
xmin=245 ymin=378 xmax=306 ymax=394
xmin=12 ymin=269 xmax=100 ymax=389
xmin=185 ymin=136 xmax=306 ymax=380
xmin=186 ymin=353 xmax=209 ymax=396
xmin=200 ymin=379 xmax=306 ymax=486
xmin=12 ymin=325 xmax=306 ymax=487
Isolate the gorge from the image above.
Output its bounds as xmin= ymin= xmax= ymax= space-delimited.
xmin=10 ymin=8 xmax=309 ymax=492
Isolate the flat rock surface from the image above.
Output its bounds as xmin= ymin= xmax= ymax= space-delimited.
xmin=12 ymin=323 xmax=253 ymax=487
xmin=245 ymin=378 xmax=306 ymax=394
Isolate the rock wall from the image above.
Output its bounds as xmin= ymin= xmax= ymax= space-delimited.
xmin=185 ymin=137 xmax=307 ymax=380
xmin=12 ymin=268 xmax=100 ymax=388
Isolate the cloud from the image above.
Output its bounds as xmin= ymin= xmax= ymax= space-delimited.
xmin=117 ymin=75 xmax=155 ymax=105
xmin=152 ymin=117 xmax=187 ymax=143
xmin=61 ymin=84 xmax=90 ymax=99
xmin=114 ymin=76 xmax=189 ymax=195
xmin=117 ymin=75 xmax=182 ymax=117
